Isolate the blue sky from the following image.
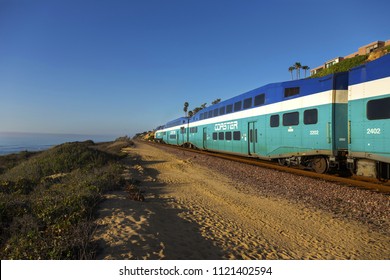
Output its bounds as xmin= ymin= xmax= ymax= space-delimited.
xmin=0 ymin=0 xmax=389 ymax=137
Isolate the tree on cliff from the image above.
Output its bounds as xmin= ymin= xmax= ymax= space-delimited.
xmin=288 ymin=66 xmax=295 ymax=80
xmin=294 ymin=62 xmax=302 ymax=79
xmin=212 ymin=98 xmax=221 ymax=105
xmin=302 ymin=65 xmax=310 ymax=78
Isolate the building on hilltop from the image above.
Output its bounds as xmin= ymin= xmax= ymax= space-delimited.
xmin=310 ymin=40 xmax=390 ymax=76
xmin=310 ymin=56 xmax=344 ymax=76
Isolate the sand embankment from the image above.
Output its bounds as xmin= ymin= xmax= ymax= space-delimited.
xmin=92 ymin=142 xmax=390 ymax=259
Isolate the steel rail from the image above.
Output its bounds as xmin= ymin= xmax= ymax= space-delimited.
xmin=145 ymin=141 xmax=390 ymax=194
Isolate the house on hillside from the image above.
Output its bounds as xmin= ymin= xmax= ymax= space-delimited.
xmin=310 ymin=40 xmax=390 ymax=76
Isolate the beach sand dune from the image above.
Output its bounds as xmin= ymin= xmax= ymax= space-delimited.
xmin=92 ymin=142 xmax=390 ymax=259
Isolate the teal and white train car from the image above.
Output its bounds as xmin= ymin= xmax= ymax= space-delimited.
xmin=154 ymin=117 xmax=189 ymax=146
xmin=156 ymin=72 xmax=349 ymax=174
xmin=155 ymin=54 xmax=390 ymax=179
xmin=347 ymin=54 xmax=390 ymax=180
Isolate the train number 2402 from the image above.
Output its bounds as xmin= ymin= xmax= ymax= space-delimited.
xmin=367 ymin=128 xmax=381 ymax=134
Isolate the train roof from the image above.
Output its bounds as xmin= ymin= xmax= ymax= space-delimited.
xmin=164 ymin=117 xmax=188 ymax=129
xmin=189 ymin=71 xmax=348 ymax=122
xmin=156 ymin=54 xmax=389 ymax=130
xmin=349 ymin=53 xmax=390 ymax=85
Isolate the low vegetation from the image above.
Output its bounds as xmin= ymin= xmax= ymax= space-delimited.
xmin=310 ymin=55 xmax=369 ymax=78
xmin=0 ymin=139 xmax=133 ymax=259
xmin=311 ymin=46 xmax=390 ymax=78
xmin=0 ymin=151 xmax=38 ymax=175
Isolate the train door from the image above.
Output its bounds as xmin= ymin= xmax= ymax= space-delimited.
xmin=248 ymin=121 xmax=257 ymax=155
xmin=180 ymin=127 xmax=185 ymax=145
xmin=203 ymin=127 xmax=207 ymax=149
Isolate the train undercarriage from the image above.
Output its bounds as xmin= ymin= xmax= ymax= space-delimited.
xmin=277 ymin=156 xmax=331 ymax=174
xmin=347 ymin=158 xmax=390 ymax=182
xmin=277 ymin=153 xmax=389 ymax=181
xmin=156 ymin=139 xmax=389 ymax=181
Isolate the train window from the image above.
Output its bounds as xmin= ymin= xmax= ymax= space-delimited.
xmin=243 ymin=98 xmax=252 ymax=109
xmin=208 ymin=111 xmax=213 ymax=118
xmin=214 ymin=108 xmax=219 ymax=117
xmin=270 ymin=114 xmax=279 ymax=127
xmin=367 ymin=97 xmax=390 ymax=120
xmin=284 ymin=87 xmax=300 ymax=97
xmin=219 ymin=132 xmax=224 ymax=140
xmin=219 ymin=106 xmax=225 ymax=115
xmin=212 ymin=132 xmax=218 ymax=140
xmin=225 ymin=131 xmax=232 ymax=140
xmin=180 ymin=127 xmax=186 ymax=134
xmin=226 ymin=104 xmax=233 ymax=114
xmin=169 ymin=134 xmax=176 ymax=139
xmin=234 ymin=101 xmax=242 ymax=112
xmin=233 ymin=131 xmax=241 ymax=140
xmin=254 ymin=94 xmax=265 ymax=106
xmin=190 ymin=127 xmax=198 ymax=133
xmin=249 ymin=129 xmax=258 ymax=143
xmin=283 ymin=112 xmax=299 ymax=126
xmin=304 ymin=109 xmax=318 ymax=124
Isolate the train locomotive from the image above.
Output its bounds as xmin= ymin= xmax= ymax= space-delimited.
xmin=155 ymin=54 xmax=390 ymax=180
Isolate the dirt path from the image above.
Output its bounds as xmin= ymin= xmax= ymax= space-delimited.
xmin=92 ymin=142 xmax=390 ymax=259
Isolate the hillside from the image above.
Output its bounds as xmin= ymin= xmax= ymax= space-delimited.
xmin=0 ymin=139 xmax=133 ymax=259
xmin=311 ymin=45 xmax=390 ymax=78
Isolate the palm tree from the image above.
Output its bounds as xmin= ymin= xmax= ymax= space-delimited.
xmin=183 ymin=102 xmax=189 ymax=117
xmin=294 ymin=62 xmax=302 ymax=79
xmin=192 ymin=107 xmax=202 ymax=114
xmin=288 ymin=66 xmax=295 ymax=80
xmin=212 ymin=98 xmax=221 ymax=105
xmin=302 ymin=65 xmax=310 ymax=78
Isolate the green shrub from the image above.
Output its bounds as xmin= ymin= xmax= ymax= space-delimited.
xmin=0 ymin=151 xmax=39 ymax=174
xmin=0 ymin=179 xmax=36 ymax=195
xmin=0 ymin=141 xmax=117 ymax=182
xmin=311 ymin=55 xmax=368 ymax=78
xmin=0 ymin=140 xmax=127 ymax=259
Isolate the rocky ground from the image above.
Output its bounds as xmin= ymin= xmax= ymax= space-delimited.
xmin=92 ymin=141 xmax=390 ymax=260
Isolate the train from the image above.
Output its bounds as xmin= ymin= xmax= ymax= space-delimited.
xmin=154 ymin=54 xmax=390 ymax=181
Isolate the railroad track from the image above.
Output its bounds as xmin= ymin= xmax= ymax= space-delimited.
xmin=146 ymin=141 xmax=390 ymax=194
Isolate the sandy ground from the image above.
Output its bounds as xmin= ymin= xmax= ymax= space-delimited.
xmin=92 ymin=142 xmax=390 ymax=260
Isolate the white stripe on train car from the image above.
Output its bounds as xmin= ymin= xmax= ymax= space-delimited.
xmin=157 ymin=89 xmax=346 ymax=133
xmin=348 ymin=76 xmax=390 ymax=101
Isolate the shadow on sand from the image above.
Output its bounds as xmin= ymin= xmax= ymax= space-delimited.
xmin=92 ymin=154 xmax=225 ymax=260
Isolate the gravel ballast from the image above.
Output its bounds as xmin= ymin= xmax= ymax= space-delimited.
xmin=155 ymin=144 xmax=390 ymax=235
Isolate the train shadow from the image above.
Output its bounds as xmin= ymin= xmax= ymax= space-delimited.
xmin=92 ymin=151 xmax=225 ymax=260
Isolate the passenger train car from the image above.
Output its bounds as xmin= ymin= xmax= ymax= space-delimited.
xmin=155 ymin=54 xmax=390 ymax=180
xmin=347 ymin=54 xmax=390 ymax=180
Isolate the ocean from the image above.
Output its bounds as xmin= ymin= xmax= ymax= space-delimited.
xmin=0 ymin=132 xmax=116 ymax=155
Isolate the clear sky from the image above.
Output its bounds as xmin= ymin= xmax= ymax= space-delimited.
xmin=1 ymin=0 xmax=389 ymax=137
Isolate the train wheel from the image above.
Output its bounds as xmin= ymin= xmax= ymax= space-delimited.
xmin=311 ymin=157 xmax=329 ymax=174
